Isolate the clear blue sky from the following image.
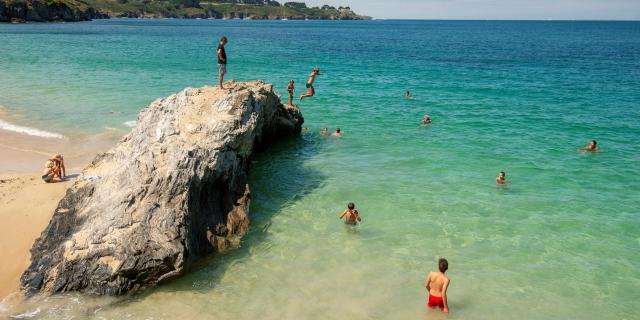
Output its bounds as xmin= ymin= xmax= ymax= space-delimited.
xmin=306 ymin=0 xmax=640 ymax=20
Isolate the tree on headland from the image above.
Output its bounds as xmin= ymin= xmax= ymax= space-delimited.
xmin=284 ymin=1 xmax=306 ymax=9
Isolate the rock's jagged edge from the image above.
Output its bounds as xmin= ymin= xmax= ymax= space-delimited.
xmin=20 ymin=81 xmax=303 ymax=295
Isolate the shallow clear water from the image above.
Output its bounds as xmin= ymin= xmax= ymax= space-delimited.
xmin=1 ymin=19 xmax=639 ymax=319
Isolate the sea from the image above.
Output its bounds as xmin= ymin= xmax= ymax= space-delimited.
xmin=0 ymin=19 xmax=639 ymax=319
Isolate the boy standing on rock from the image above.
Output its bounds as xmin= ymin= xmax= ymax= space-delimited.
xmin=217 ymin=36 xmax=228 ymax=89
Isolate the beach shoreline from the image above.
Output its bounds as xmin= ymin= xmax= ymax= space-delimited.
xmin=0 ymin=129 xmax=116 ymax=299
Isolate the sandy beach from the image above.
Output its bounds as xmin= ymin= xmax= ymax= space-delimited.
xmin=0 ymin=130 xmax=116 ymax=299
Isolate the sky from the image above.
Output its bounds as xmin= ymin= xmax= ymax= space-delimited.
xmin=306 ymin=0 xmax=640 ymax=20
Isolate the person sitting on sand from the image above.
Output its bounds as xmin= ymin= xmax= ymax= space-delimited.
xmin=332 ymin=128 xmax=341 ymax=137
xmin=422 ymin=114 xmax=432 ymax=124
xmin=321 ymin=127 xmax=329 ymax=136
xmin=339 ymin=202 xmax=362 ymax=225
xmin=299 ymin=67 xmax=321 ymax=101
xmin=578 ymin=140 xmax=598 ymax=153
xmin=406 ymin=90 xmax=412 ymax=99
xmin=425 ymin=258 xmax=451 ymax=313
xmin=496 ymin=171 xmax=507 ymax=185
xmin=42 ymin=154 xmax=65 ymax=183
xmin=287 ymin=80 xmax=295 ymax=106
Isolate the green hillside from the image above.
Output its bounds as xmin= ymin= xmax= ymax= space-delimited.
xmin=0 ymin=0 xmax=369 ymax=22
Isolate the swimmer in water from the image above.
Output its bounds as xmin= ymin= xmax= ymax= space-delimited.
xmin=332 ymin=128 xmax=342 ymax=137
xmin=321 ymin=127 xmax=329 ymax=136
xmin=405 ymin=90 xmax=412 ymax=99
xmin=422 ymin=114 xmax=431 ymax=124
xmin=339 ymin=202 xmax=361 ymax=225
xmin=425 ymin=258 xmax=451 ymax=313
xmin=496 ymin=171 xmax=507 ymax=185
xmin=578 ymin=140 xmax=598 ymax=153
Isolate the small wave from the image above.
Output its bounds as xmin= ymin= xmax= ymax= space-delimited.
xmin=0 ymin=119 xmax=66 ymax=139
xmin=123 ymin=120 xmax=136 ymax=128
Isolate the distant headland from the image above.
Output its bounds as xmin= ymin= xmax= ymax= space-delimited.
xmin=0 ymin=0 xmax=371 ymax=23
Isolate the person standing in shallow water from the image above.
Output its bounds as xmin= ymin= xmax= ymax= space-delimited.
xmin=216 ymin=36 xmax=228 ymax=89
xmin=339 ymin=202 xmax=361 ymax=225
xmin=425 ymin=258 xmax=451 ymax=313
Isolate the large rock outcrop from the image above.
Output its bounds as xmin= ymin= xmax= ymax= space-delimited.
xmin=21 ymin=81 xmax=303 ymax=295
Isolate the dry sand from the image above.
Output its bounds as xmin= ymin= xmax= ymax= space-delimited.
xmin=0 ymin=174 xmax=71 ymax=299
xmin=0 ymin=130 xmax=117 ymax=299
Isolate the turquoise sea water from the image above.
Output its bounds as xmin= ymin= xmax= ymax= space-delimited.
xmin=1 ymin=20 xmax=639 ymax=319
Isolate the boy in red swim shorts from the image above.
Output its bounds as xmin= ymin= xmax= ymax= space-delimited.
xmin=425 ymin=258 xmax=450 ymax=313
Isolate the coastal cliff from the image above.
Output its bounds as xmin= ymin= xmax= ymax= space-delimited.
xmin=0 ymin=0 xmax=108 ymax=22
xmin=20 ymin=81 xmax=303 ymax=295
xmin=0 ymin=0 xmax=369 ymax=22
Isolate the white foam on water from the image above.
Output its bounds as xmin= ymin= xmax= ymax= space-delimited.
xmin=0 ymin=119 xmax=66 ymax=139
xmin=123 ymin=120 xmax=136 ymax=128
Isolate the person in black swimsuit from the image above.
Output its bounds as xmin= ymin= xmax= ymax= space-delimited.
xmin=300 ymin=67 xmax=320 ymax=102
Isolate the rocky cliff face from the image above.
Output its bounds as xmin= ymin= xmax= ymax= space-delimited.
xmin=21 ymin=81 xmax=303 ymax=295
xmin=0 ymin=0 xmax=108 ymax=23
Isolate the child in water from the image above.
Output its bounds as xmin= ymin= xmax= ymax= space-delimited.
xmin=425 ymin=258 xmax=451 ymax=313
xmin=496 ymin=171 xmax=507 ymax=185
xmin=339 ymin=202 xmax=362 ymax=225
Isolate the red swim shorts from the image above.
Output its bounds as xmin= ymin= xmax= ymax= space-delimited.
xmin=427 ymin=294 xmax=444 ymax=309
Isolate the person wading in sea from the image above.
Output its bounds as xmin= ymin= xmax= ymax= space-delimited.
xmin=216 ymin=36 xmax=228 ymax=89
xmin=299 ymin=67 xmax=321 ymax=101
xmin=425 ymin=258 xmax=451 ymax=313
xmin=339 ymin=202 xmax=361 ymax=225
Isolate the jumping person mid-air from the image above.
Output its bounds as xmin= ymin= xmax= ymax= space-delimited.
xmin=299 ymin=67 xmax=321 ymax=102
